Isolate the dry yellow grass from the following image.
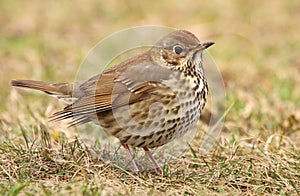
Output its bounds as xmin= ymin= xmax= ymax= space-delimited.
xmin=0 ymin=0 xmax=300 ymax=195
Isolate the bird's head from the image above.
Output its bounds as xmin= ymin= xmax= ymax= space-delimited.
xmin=152 ymin=30 xmax=214 ymax=71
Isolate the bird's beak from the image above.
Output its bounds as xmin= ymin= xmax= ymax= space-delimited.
xmin=195 ymin=41 xmax=214 ymax=51
xmin=202 ymin=41 xmax=214 ymax=49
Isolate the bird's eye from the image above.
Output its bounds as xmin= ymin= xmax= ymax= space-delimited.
xmin=173 ymin=45 xmax=183 ymax=54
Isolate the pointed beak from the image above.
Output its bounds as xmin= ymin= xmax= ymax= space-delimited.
xmin=195 ymin=41 xmax=215 ymax=51
xmin=202 ymin=41 xmax=214 ymax=49
xmin=190 ymin=41 xmax=214 ymax=61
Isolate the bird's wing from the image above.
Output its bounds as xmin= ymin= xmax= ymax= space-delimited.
xmin=50 ymin=53 xmax=173 ymax=125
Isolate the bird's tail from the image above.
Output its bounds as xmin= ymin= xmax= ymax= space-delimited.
xmin=11 ymin=79 xmax=77 ymax=104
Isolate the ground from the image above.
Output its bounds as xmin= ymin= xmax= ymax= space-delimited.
xmin=0 ymin=0 xmax=299 ymax=195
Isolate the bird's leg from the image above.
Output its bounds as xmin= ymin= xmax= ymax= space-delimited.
xmin=143 ymin=147 xmax=163 ymax=175
xmin=121 ymin=143 xmax=139 ymax=173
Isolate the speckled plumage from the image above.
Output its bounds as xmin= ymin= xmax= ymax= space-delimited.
xmin=11 ymin=30 xmax=213 ymax=174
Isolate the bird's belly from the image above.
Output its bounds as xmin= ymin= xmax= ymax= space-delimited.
xmin=95 ymin=73 xmax=207 ymax=148
xmin=96 ymin=89 xmax=203 ymax=148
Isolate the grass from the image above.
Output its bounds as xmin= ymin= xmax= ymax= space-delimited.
xmin=1 ymin=0 xmax=300 ymax=195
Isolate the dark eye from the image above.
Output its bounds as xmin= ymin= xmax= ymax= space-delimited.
xmin=173 ymin=45 xmax=183 ymax=54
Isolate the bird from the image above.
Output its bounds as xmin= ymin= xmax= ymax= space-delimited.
xmin=11 ymin=30 xmax=214 ymax=174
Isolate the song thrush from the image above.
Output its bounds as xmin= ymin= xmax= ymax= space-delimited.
xmin=11 ymin=30 xmax=214 ymax=174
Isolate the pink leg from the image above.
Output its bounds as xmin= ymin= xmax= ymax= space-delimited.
xmin=121 ymin=143 xmax=139 ymax=173
xmin=143 ymin=147 xmax=163 ymax=175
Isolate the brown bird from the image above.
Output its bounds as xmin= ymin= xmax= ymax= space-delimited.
xmin=11 ymin=30 xmax=214 ymax=174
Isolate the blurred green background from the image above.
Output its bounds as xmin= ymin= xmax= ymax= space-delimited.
xmin=1 ymin=0 xmax=299 ymax=102
xmin=1 ymin=0 xmax=299 ymax=139
xmin=1 ymin=0 xmax=300 ymax=142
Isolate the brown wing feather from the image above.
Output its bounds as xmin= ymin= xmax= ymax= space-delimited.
xmin=51 ymin=51 xmax=172 ymax=126
xmin=50 ymin=82 xmax=158 ymax=123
